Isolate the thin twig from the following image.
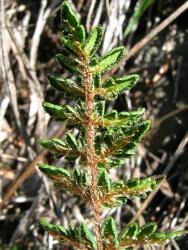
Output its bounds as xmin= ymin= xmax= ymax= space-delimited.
xmin=0 ymin=0 xmax=22 ymax=133
xmin=77 ymin=0 xmax=85 ymax=12
xmin=111 ymin=0 xmax=188 ymax=74
xmin=130 ymin=132 xmax=188 ymax=224
xmin=153 ymin=104 xmax=188 ymax=129
xmin=30 ymin=0 xmax=48 ymax=71
xmin=86 ymin=0 xmax=96 ymax=31
xmin=30 ymin=0 xmax=61 ymax=71
xmin=9 ymin=186 xmax=45 ymax=246
xmin=93 ymin=0 xmax=104 ymax=27
xmin=0 ymin=125 xmax=65 ymax=210
xmin=105 ymin=0 xmax=110 ymax=20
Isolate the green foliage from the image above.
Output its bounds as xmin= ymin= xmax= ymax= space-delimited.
xmin=120 ymin=226 xmax=188 ymax=249
xmin=40 ymin=214 xmax=187 ymax=250
xmin=99 ymin=175 xmax=164 ymax=207
xmin=38 ymin=1 xmax=186 ymax=249
xmin=40 ymin=218 xmax=97 ymax=250
xmin=96 ymin=74 xmax=139 ymax=100
xmin=122 ymin=223 xmax=138 ymax=239
xmin=80 ymin=224 xmax=97 ymax=249
xmin=47 ymin=73 xmax=83 ymax=96
xmin=102 ymin=217 xmax=118 ymax=246
xmin=98 ymin=169 xmax=111 ymax=192
xmin=96 ymin=120 xmax=151 ymax=169
xmin=38 ymin=163 xmax=90 ymax=201
xmin=38 ymin=162 xmax=162 ymax=207
xmin=101 ymin=217 xmax=187 ymax=249
xmin=83 ymin=26 xmax=103 ymax=56
xmin=60 ymin=0 xmax=85 ymax=43
xmin=61 ymin=1 xmax=79 ymax=28
xmin=40 ymin=137 xmax=81 ymax=160
xmin=90 ymin=47 xmax=125 ymax=74
xmin=42 ymin=101 xmax=82 ymax=127
xmin=56 ymin=54 xmax=82 ymax=73
xmin=101 ymin=108 xmax=145 ymax=128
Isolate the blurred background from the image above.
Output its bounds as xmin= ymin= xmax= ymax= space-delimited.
xmin=0 ymin=0 xmax=188 ymax=249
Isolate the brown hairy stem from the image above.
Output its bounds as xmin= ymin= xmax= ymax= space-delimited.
xmin=83 ymin=58 xmax=103 ymax=250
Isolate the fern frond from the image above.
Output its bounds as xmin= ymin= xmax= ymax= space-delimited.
xmin=38 ymin=163 xmax=91 ymax=200
xmin=95 ymin=74 xmax=139 ymax=100
xmin=40 ymin=218 xmax=97 ymax=250
xmin=47 ymin=73 xmax=83 ymax=96
xmin=98 ymin=174 xmax=164 ymax=207
xmin=96 ymin=121 xmax=151 ymax=169
xmin=40 ymin=135 xmax=84 ymax=161
xmin=38 ymin=1 xmax=186 ymax=249
xmin=101 ymin=217 xmax=188 ymax=249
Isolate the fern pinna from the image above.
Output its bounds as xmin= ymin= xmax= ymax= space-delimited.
xmin=38 ymin=1 xmax=186 ymax=249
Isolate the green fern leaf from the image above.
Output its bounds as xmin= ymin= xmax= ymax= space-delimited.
xmin=72 ymin=167 xmax=81 ymax=184
xmin=39 ymin=1 xmax=187 ymax=249
xmin=121 ymin=223 xmax=138 ymax=239
xmin=90 ymin=47 xmax=125 ymax=74
xmin=56 ymin=54 xmax=83 ymax=73
xmin=93 ymin=73 xmax=101 ymax=88
xmin=61 ymin=1 xmax=79 ymax=28
xmin=40 ymin=137 xmax=82 ymax=160
xmin=95 ymin=74 xmax=139 ymax=100
xmin=67 ymin=226 xmax=81 ymax=242
xmin=97 ymin=121 xmax=151 ymax=169
xmin=98 ymin=169 xmax=111 ymax=192
xmin=60 ymin=35 xmax=82 ymax=56
xmin=40 ymin=138 xmax=67 ymax=153
xmin=42 ymin=101 xmax=83 ymax=127
xmin=38 ymin=163 xmax=90 ymax=201
xmin=131 ymin=120 xmax=151 ymax=142
xmin=127 ymin=176 xmax=164 ymax=193
xmin=38 ymin=162 xmax=70 ymax=179
xmin=40 ymin=218 xmax=67 ymax=240
xmin=102 ymin=217 xmax=118 ymax=243
xmin=99 ymin=176 xmax=163 ymax=207
xmin=83 ymin=26 xmax=103 ymax=56
xmin=94 ymin=101 xmax=105 ymax=117
xmin=137 ymin=223 xmax=157 ymax=238
xmin=76 ymin=25 xmax=86 ymax=44
xmin=103 ymin=74 xmax=139 ymax=99
xmin=150 ymin=230 xmax=188 ymax=243
xmin=42 ymin=101 xmax=67 ymax=120
xmin=80 ymin=224 xmax=97 ymax=249
xmin=47 ymin=73 xmax=83 ymax=96
xmin=60 ymin=2 xmax=85 ymax=44
xmin=72 ymin=168 xmax=90 ymax=187
xmin=40 ymin=219 xmax=96 ymax=249
xmin=99 ymin=108 xmax=145 ymax=128
xmin=42 ymin=101 xmax=66 ymax=119
xmin=66 ymin=133 xmax=78 ymax=150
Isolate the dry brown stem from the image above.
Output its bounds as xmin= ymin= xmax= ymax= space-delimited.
xmin=83 ymin=58 xmax=103 ymax=250
xmin=0 ymin=125 xmax=66 ymax=210
xmin=130 ymin=132 xmax=188 ymax=224
xmin=110 ymin=0 xmax=188 ymax=75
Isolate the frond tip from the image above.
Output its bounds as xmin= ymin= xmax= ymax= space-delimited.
xmin=101 ymin=217 xmax=188 ymax=249
xmin=98 ymin=173 xmax=164 ymax=207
